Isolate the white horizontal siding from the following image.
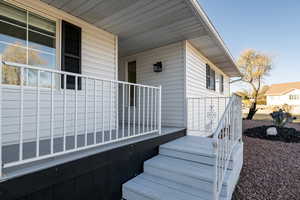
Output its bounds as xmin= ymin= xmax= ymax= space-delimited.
xmin=185 ymin=41 xmax=229 ymax=98
xmin=119 ymin=42 xmax=185 ymax=127
xmin=2 ymin=82 xmax=117 ymax=145
xmin=2 ymin=1 xmax=117 ymax=144
xmin=185 ymin=41 xmax=230 ymax=136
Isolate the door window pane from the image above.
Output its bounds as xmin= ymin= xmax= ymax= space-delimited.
xmin=128 ymin=61 xmax=136 ymax=106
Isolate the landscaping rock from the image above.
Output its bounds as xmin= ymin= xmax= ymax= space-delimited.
xmin=266 ymin=127 xmax=277 ymax=136
xmin=243 ymin=125 xmax=300 ymax=143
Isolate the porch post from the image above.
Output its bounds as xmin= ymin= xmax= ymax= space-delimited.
xmin=158 ymin=85 xmax=162 ymax=135
xmin=0 ymin=55 xmax=3 ymax=178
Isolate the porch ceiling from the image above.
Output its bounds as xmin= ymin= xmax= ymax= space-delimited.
xmin=41 ymin=0 xmax=241 ymax=77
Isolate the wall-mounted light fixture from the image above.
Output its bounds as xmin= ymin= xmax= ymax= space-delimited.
xmin=153 ymin=61 xmax=162 ymax=72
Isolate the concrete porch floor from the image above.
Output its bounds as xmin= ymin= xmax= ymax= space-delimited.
xmin=1 ymin=126 xmax=185 ymax=182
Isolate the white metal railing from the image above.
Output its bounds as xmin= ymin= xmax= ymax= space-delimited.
xmin=187 ymin=96 xmax=231 ymax=136
xmin=212 ymin=95 xmax=242 ymax=199
xmin=187 ymin=95 xmax=242 ymax=199
xmin=0 ymin=58 xmax=161 ymax=178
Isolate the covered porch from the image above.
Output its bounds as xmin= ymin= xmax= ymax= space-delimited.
xmin=0 ymin=0 xmax=244 ymax=199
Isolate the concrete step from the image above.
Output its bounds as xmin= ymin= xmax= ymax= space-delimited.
xmin=122 ymin=136 xmax=244 ymax=200
xmin=144 ymin=155 xmax=217 ymax=193
xmin=160 ymin=136 xmax=243 ymax=170
xmin=123 ymin=173 xmax=208 ymax=200
xmin=159 ymin=136 xmax=216 ymax=166
xmin=144 ymin=149 xmax=243 ymax=198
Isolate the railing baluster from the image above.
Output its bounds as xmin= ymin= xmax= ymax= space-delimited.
xmin=85 ymin=78 xmax=88 ymax=146
xmin=154 ymin=88 xmax=157 ymax=130
xmin=158 ymin=86 xmax=162 ymax=135
xmin=218 ymin=97 xmax=220 ymax=122
xmin=204 ymin=98 xmax=206 ymax=133
xmin=20 ymin=67 xmax=24 ymax=160
xmin=138 ymin=87 xmax=141 ymax=134
xmin=143 ymin=87 xmax=145 ymax=133
xmin=147 ymin=87 xmax=149 ymax=132
xmin=50 ymin=72 xmax=54 ymax=154
xmin=116 ymin=82 xmax=119 ymax=139
xmin=192 ymin=99 xmax=194 ymax=129
xmin=94 ymin=79 xmax=96 ymax=144
xmin=122 ymin=84 xmax=125 ymax=138
xmin=151 ymin=88 xmax=153 ymax=131
xmin=102 ymin=81 xmax=104 ymax=143
xmin=109 ymin=81 xmax=112 ymax=141
xmin=35 ymin=70 xmax=40 ymax=157
xmin=63 ymin=74 xmax=67 ymax=151
xmin=128 ymin=84 xmax=130 ymax=136
xmin=75 ymin=76 xmax=78 ymax=149
xmin=133 ymin=85 xmax=136 ymax=135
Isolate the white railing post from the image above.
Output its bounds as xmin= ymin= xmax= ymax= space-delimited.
xmin=212 ymin=138 xmax=218 ymax=200
xmin=237 ymin=95 xmax=243 ymax=142
xmin=20 ymin=67 xmax=24 ymax=160
xmin=158 ymin=85 xmax=162 ymax=135
xmin=0 ymin=56 xmax=2 ymax=178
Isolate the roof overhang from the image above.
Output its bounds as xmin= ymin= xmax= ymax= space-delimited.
xmin=41 ymin=0 xmax=241 ymax=77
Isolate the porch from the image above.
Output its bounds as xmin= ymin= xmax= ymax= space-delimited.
xmin=0 ymin=58 xmax=174 ymax=179
xmin=0 ymin=0 xmax=243 ymax=199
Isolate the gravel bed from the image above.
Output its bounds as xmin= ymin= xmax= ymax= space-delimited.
xmin=244 ymin=126 xmax=300 ymax=143
xmin=232 ymin=135 xmax=300 ymax=200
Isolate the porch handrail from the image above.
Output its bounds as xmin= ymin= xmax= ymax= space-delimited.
xmin=0 ymin=59 xmax=162 ymax=179
xmin=2 ymin=61 xmax=160 ymax=89
xmin=212 ymin=94 xmax=242 ymax=199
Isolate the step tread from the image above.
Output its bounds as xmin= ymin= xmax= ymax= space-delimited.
xmin=140 ymin=173 xmax=213 ymax=200
xmin=145 ymin=155 xmax=217 ymax=182
xmin=123 ymin=173 xmax=206 ymax=200
xmin=160 ymin=136 xmax=214 ymax=153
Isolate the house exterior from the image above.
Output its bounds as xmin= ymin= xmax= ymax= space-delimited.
xmin=266 ymin=82 xmax=300 ymax=106
xmin=0 ymin=0 xmax=242 ymax=200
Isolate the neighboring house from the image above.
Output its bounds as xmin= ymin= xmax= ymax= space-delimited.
xmin=0 ymin=0 xmax=243 ymax=200
xmin=266 ymin=82 xmax=300 ymax=106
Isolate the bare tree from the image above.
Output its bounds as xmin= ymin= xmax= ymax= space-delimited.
xmin=236 ymin=85 xmax=269 ymax=107
xmin=237 ymin=49 xmax=272 ymax=120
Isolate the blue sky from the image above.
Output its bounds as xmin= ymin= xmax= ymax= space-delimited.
xmin=199 ymin=0 xmax=300 ymax=91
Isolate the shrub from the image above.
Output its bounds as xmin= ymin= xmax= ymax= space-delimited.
xmin=270 ymin=109 xmax=296 ymax=128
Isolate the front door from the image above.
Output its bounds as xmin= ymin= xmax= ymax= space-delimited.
xmin=127 ymin=61 xmax=136 ymax=106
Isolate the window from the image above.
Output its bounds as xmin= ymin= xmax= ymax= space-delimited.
xmin=0 ymin=1 xmax=57 ymax=87
xmin=206 ymin=64 xmax=215 ymax=91
xmin=220 ymin=74 xmax=224 ymax=93
xmin=289 ymin=95 xmax=300 ymax=100
xmin=127 ymin=61 xmax=136 ymax=106
xmin=61 ymin=20 xmax=81 ymax=90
